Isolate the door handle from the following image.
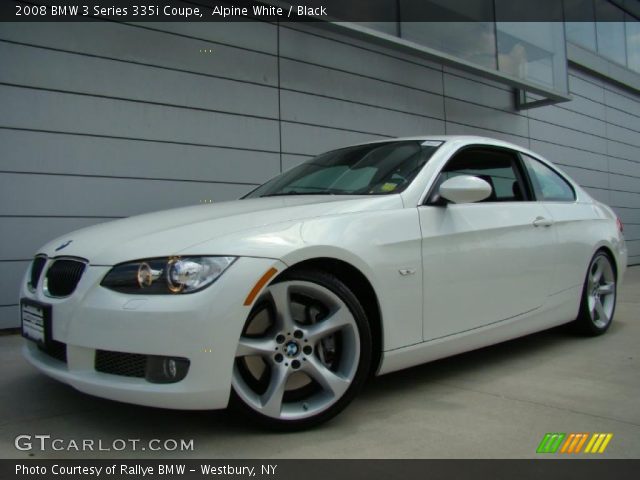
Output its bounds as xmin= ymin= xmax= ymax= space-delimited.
xmin=532 ymin=216 xmax=554 ymax=228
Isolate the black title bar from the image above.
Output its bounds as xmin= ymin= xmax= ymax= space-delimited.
xmin=3 ymin=459 xmax=640 ymax=480
xmin=2 ymin=0 xmax=640 ymax=22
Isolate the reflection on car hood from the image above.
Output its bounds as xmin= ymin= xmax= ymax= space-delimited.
xmin=38 ymin=195 xmax=401 ymax=265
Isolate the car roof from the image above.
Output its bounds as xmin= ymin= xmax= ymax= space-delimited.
xmin=355 ymin=134 xmax=567 ymax=171
xmin=351 ymin=134 xmax=518 ymax=148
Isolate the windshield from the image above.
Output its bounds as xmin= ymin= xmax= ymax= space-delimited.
xmin=244 ymin=140 xmax=442 ymax=198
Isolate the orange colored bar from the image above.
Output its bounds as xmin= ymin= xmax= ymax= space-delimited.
xmin=567 ymin=434 xmax=581 ymax=453
xmin=560 ymin=434 xmax=575 ymax=453
xmin=573 ymin=433 xmax=589 ymax=453
xmin=244 ymin=267 xmax=278 ymax=306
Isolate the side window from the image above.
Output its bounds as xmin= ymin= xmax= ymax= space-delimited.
xmin=434 ymin=148 xmax=528 ymax=202
xmin=521 ymin=154 xmax=575 ymax=202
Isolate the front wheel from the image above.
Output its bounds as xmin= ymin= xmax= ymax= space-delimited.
xmin=231 ymin=269 xmax=372 ymax=430
xmin=572 ymin=251 xmax=617 ymax=336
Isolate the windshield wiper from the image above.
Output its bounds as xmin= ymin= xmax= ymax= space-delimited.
xmin=260 ymin=190 xmax=335 ymax=197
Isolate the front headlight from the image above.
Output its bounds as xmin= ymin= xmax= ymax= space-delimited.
xmin=101 ymin=256 xmax=236 ymax=294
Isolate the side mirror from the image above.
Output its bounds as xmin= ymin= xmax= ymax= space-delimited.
xmin=439 ymin=175 xmax=492 ymax=204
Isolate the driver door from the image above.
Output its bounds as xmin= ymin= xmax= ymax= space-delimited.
xmin=419 ymin=147 xmax=557 ymax=340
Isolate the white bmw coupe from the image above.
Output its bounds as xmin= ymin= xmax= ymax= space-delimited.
xmin=21 ymin=136 xmax=627 ymax=429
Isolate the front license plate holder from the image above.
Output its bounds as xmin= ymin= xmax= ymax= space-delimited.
xmin=20 ymin=299 xmax=52 ymax=346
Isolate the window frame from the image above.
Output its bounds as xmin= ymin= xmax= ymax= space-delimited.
xmin=518 ymin=152 xmax=577 ymax=203
xmin=422 ymin=145 xmax=534 ymax=206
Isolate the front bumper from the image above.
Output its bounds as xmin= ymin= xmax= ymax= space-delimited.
xmin=21 ymin=256 xmax=285 ymax=410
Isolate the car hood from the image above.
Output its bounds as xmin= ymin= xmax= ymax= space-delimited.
xmin=38 ymin=195 xmax=402 ymax=265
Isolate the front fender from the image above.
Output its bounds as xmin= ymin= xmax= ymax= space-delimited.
xmin=181 ymin=207 xmax=424 ymax=351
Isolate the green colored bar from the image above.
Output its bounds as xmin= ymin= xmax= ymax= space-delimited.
xmin=537 ymin=433 xmax=566 ymax=453
xmin=549 ymin=433 xmax=566 ymax=453
xmin=537 ymin=433 xmax=554 ymax=453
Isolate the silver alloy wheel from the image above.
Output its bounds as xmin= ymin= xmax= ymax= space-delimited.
xmin=232 ymin=280 xmax=361 ymax=421
xmin=586 ymin=255 xmax=616 ymax=329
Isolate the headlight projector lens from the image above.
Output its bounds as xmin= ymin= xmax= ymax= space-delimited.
xmin=137 ymin=262 xmax=153 ymax=288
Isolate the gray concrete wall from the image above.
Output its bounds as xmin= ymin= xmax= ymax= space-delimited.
xmin=1 ymin=21 xmax=639 ymax=328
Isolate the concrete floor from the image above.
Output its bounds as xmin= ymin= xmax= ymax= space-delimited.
xmin=1 ymin=268 xmax=638 ymax=459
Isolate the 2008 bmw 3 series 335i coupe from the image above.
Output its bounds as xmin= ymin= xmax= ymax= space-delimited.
xmin=21 ymin=136 xmax=627 ymax=429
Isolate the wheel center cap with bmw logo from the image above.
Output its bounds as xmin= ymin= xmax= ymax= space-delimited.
xmin=284 ymin=341 xmax=300 ymax=358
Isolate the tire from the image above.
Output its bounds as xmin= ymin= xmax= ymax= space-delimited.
xmin=230 ymin=269 xmax=372 ymax=430
xmin=572 ymin=251 xmax=617 ymax=336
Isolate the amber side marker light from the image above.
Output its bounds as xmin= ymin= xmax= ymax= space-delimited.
xmin=244 ymin=267 xmax=278 ymax=306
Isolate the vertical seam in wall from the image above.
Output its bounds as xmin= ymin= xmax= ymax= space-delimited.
xmin=524 ymin=91 xmax=531 ymax=149
xmin=604 ymin=88 xmax=612 ymax=205
xmin=277 ymin=21 xmax=283 ymax=173
xmin=442 ymin=67 xmax=447 ymax=134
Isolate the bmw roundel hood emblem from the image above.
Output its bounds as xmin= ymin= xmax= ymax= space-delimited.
xmin=55 ymin=240 xmax=73 ymax=251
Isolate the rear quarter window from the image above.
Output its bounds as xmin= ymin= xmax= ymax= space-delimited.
xmin=521 ymin=154 xmax=575 ymax=202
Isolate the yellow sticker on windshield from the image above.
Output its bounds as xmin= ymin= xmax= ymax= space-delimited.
xmin=380 ymin=183 xmax=397 ymax=192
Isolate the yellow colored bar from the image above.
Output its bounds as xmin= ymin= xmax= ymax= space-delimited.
xmin=598 ymin=434 xmax=613 ymax=453
xmin=591 ymin=434 xmax=606 ymax=453
xmin=584 ymin=434 xmax=599 ymax=453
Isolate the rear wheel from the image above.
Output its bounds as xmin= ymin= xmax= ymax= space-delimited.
xmin=231 ymin=269 xmax=371 ymax=430
xmin=572 ymin=251 xmax=617 ymax=336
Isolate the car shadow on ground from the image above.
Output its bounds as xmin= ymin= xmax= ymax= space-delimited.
xmin=7 ymin=323 xmax=618 ymax=440
xmin=362 ymin=324 xmax=597 ymax=398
